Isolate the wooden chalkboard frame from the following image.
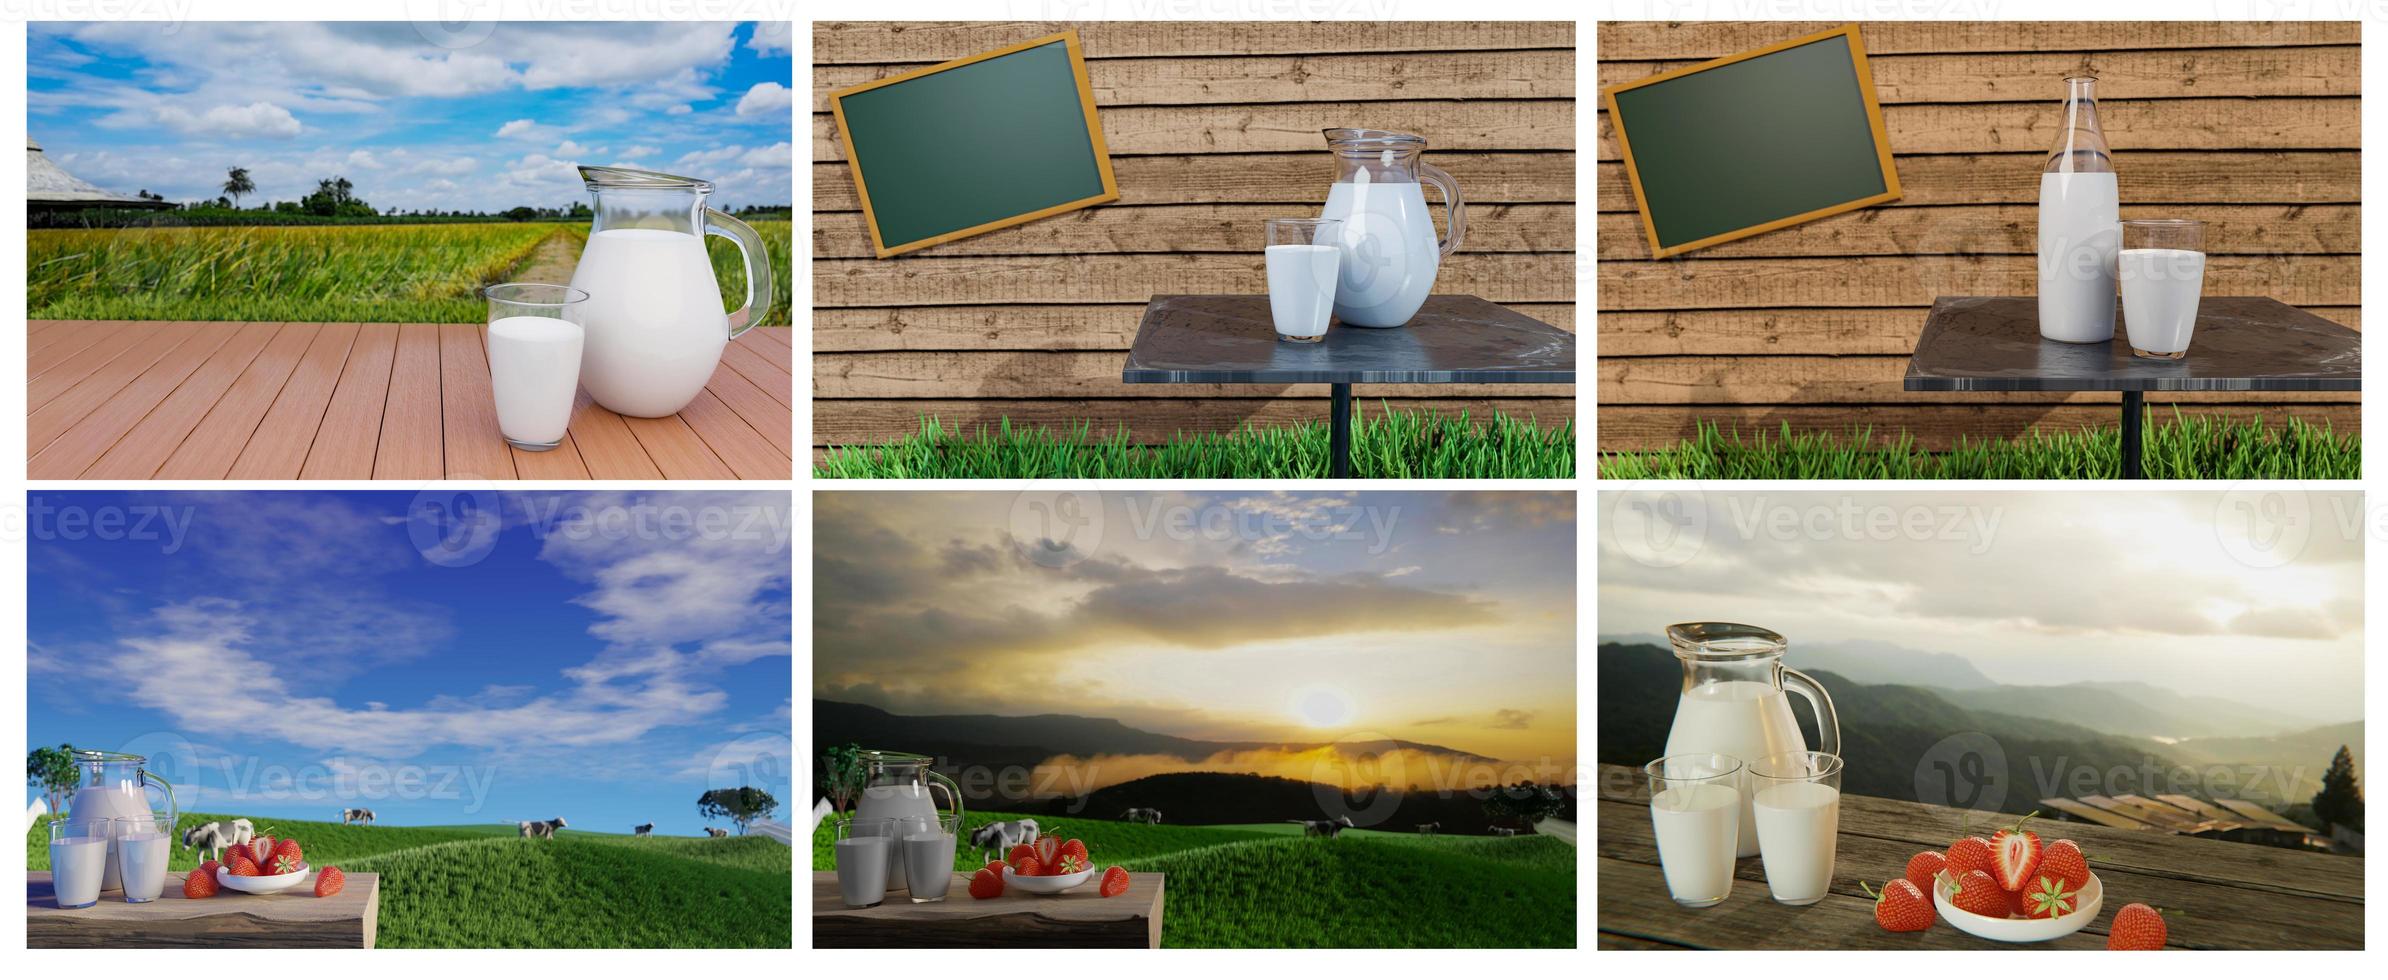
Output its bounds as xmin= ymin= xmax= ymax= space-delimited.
xmin=829 ymin=30 xmax=1120 ymax=258
xmin=1602 ymin=24 xmax=1901 ymax=259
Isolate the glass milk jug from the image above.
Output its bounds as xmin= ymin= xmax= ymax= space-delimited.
xmin=850 ymin=750 xmax=964 ymax=892
xmin=1318 ymin=129 xmax=1466 ymax=327
xmin=2037 ymin=75 xmax=2121 ymax=343
xmin=65 ymin=750 xmax=176 ymax=892
xmin=569 ymin=166 xmax=774 ymax=418
xmin=1662 ymin=623 xmax=1839 ymax=858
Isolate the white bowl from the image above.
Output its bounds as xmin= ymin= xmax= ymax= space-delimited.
xmin=1001 ymin=865 xmax=1097 ymax=895
xmin=214 ymin=862 xmax=312 ymax=895
xmin=1933 ymin=871 xmax=2103 ymax=942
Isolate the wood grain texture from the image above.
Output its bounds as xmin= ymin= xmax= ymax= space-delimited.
xmin=1593 ymin=21 xmax=2357 ymax=60
xmin=1598 ymin=97 xmax=2357 ymax=160
xmin=1599 ymin=152 xmax=2358 ymax=211
xmin=1595 ymin=204 xmax=2357 ymax=260
xmin=24 ymin=322 xmax=790 ymax=479
xmin=816 ymin=303 xmax=1574 ymax=352
xmin=1599 ymin=45 xmax=2360 ymax=103
xmin=816 ymin=21 xmax=1572 ymax=62
xmin=818 ymin=49 xmax=1577 ymax=111
xmin=27 ymin=871 xmax=378 ymax=949
xmin=819 ymin=350 xmax=1571 ymax=400
xmin=810 ymin=872 xmax=1161 ymax=949
xmin=814 ymin=253 xmax=1577 ymax=307
xmin=1600 ymin=307 xmax=2356 ymax=356
xmin=1598 ymin=403 xmax=2360 ymax=451
xmin=1599 ymin=255 xmax=2356 ymax=311
xmin=821 ymin=152 xmax=1575 ymax=211
xmin=1602 ymin=356 xmax=2360 ymax=405
xmin=821 ymin=98 xmax=1574 ymax=161
xmin=819 ymin=203 xmax=1573 ymax=258
xmin=818 ymin=397 xmax=1577 ymax=447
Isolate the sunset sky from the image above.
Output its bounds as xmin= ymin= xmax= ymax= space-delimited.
xmin=814 ymin=491 xmax=1577 ymax=769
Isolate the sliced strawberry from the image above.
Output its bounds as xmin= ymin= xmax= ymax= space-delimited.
xmin=1988 ymin=813 xmax=2043 ymax=891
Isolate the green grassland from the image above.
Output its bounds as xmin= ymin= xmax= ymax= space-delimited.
xmin=810 ymin=810 xmax=1574 ymax=948
xmin=30 ymin=812 xmax=788 ymax=948
xmin=1600 ymin=415 xmax=2360 ymax=479
xmin=26 ymin=221 xmax=793 ymax=327
xmin=816 ymin=411 xmax=1576 ymax=479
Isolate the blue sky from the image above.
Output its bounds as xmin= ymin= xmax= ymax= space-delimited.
xmin=28 ymin=491 xmax=792 ymax=838
xmin=28 ymin=21 xmax=792 ymax=212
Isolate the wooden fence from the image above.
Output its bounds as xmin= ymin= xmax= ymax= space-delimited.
xmin=1596 ymin=21 xmax=2360 ymax=450
xmin=814 ymin=21 xmax=1577 ymax=453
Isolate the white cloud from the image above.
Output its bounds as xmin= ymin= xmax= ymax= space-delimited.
xmin=745 ymin=22 xmax=793 ymax=56
xmin=621 ymin=144 xmax=659 ymax=159
xmin=734 ymin=81 xmax=792 ymax=117
xmin=494 ymin=118 xmax=538 ymax=138
xmin=553 ymin=140 xmax=600 ymax=158
xmin=666 ymin=104 xmax=693 ymax=116
xmin=345 ymin=149 xmax=382 ymax=170
xmin=146 ymin=101 xmax=303 ymax=138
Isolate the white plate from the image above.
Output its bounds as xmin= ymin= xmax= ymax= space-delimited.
xmin=1001 ymin=865 xmax=1096 ymax=895
xmin=214 ymin=862 xmax=312 ymax=895
xmin=1933 ymin=870 xmax=2102 ymax=942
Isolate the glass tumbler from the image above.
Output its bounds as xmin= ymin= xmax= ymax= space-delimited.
xmin=2118 ymin=219 xmax=2207 ymax=359
xmin=1264 ymin=217 xmax=1342 ymax=343
xmin=481 ymin=282 xmax=589 ymax=451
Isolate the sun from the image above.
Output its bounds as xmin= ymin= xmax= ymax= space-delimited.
xmin=1290 ymin=686 xmax=1356 ymax=728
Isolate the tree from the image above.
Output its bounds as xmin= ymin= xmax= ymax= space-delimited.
xmin=221 ymin=166 xmax=254 ymax=207
xmin=1481 ymin=781 xmax=1568 ymax=830
xmin=2313 ymin=745 xmax=2363 ymax=833
xmin=503 ymin=206 xmax=537 ymax=222
xmin=27 ymin=744 xmax=79 ymax=816
xmin=697 ymin=786 xmax=781 ymax=835
xmin=817 ymin=744 xmax=865 ymax=818
xmin=299 ymin=175 xmax=375 ymax=217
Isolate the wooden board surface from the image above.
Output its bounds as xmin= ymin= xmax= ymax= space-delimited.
xmin=26 ymin=322 xmax=791 ymax=480
xmin=27 ymin=871 xmax=378 ymax=948
xmin=1594 ymin=764 xmax=2361 ymax=950
xmin=811 ymin=871 xmax=1162 ymax=948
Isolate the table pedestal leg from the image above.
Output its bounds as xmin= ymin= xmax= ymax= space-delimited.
xmin=2120 ymin=391 xmax=2143 ymax=479
xmin=1330 ymin=383 xmax=1352 ymax=478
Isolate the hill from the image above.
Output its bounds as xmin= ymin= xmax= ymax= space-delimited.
xmin=1599 ymin=633 xmax=2001 ymax=689
xmin=1922 ymin=679 xmax=2309 ymax=740
xmin=28 ymin=812 xmax=787 ymax=948
xmin=1020 ymin=770 xmax=1573 ymax=833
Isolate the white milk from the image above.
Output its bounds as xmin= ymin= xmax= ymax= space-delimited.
xmin=1649 ymin=782 xmax=1739 ymax=908
xmin=568 ymin=228 xmax=728 ymax=418
xmin=1321 ymin=177 xmax=1440 ymax=327
xmin=1665 ymin=680 xmax=1807 ymax=857
xmin=833 ymin=837 xmax=891 ymax=908
xmin=67 ymin=783 xmax=150 ymax=891
xmin=486 ymin=315 xmax=584 ymax=449
xmin=50 ymin=835 xmax=108 ymax=909
xmin=1265 ymin=244 xmax=1339 ymax=341
xmin=902 ymin=831 xmax=958 ymax=902
xmin=116 ymin=830 xmax=170 ymax=903
xmin=855 ymin=785 xmax=936 ymax=891
xmin=2037 ymin=172 xmax=2121 ymax=343
xmin=2119 ymin=247 xmax=2206 ymax=356
xmin=1752 ymin=782 xmax=1840 ymax=905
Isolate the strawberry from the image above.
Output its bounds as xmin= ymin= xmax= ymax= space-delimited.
xmin=2019 ymin=874 xmax=2080 ymax=919
xmin=1989 ymin=813 xmax=2043 ymax=891
xmin=1947 ymin=869 xmax=2010 ymax=918
xmin=968 ymin=867 xmax=1004 ymax=899
xmin=983 ymin=860 xmax=1008 ymax=875
xmin=2107 ymin=903 xmax=2167 ymax=950
xmin=226 ymin=852 xmax=261 ymax=877
xmin=1057 ymin=838 xmax=1089 ymax=870
xmin=267 ymin=838 xmax=304 ymax=876
xmin=1005 ymin=843 xmax=1036 ymax=868
xmin=1861 ymin=879 xmax=1932 ymax=932
xmin=2040 ymin=839 xmax=2091 ymax=890
xmin=247 ymin=836 xmax=276 ymax=866
xmin=1903 ymin=850 xmax=1947 ymax=893
xmin=1011 ymin=855 xmax=1042 ymax=877
xmin=313 ymin=866 xmax=344 ymax=898
xmin=183 ymin=868 xmax=220 ymax=898
xmin=1099 ymin=865 xmax=1130 ymax=898
xmin=197 ymin=859 xmax=221 ymax=879
xmin=1945 ymin=836 xmax=1995 ymax=879
xmin=1031 ymin=834 xmax=1061 ymax=868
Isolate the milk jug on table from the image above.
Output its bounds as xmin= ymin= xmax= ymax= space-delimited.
xmin=63 ymin=749 xmax=177 ymax=892
xmin=2037 ymin=75 xmax=2121 ymax=343
xmin=1318 ymin=129 xmax=1466 ymax=327
xmin=850 ymin=750 xmax=964 ymax=893
xmin=568 ymin=166 xmax=775 ymax=418
xmin=1663 ymin=622 xmax=1839 ymax=858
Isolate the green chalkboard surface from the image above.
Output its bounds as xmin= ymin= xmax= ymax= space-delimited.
xmin=831 ymin=32 xmax=1119 ymax=257
xmin=1603 ymin=25 xmax=1900 ymax=258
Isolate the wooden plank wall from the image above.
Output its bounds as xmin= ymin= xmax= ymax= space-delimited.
xmin=814 ymin=22 xmax=1576 ymax=451
xmin=1597 ymin=21 xmax=2360 ymax=450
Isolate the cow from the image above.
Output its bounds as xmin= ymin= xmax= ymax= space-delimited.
xmin=339 ymin=808 xmax=376 ymax=826
xmin=181 ymin=819 xmax=255 ymax=862
xmin=1416 ymin=822 xmax=1441 ymax=835
xmin=968 ymin=818 xmax=1039 ymax=863
xmin=705 ymin=827 xmax=730 ymax=838
xmin=519 ymin=817 xmax=567 ymax=839
xmin=632 ymin=823 xmax=654 ymax=837
xmin=1119 ymin=807 xmax=1163 ymax=825
xmin=1290 ymin=816 xmax=1356 ymax=838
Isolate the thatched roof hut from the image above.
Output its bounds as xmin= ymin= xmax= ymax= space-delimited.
xmin=28 ymin=138 xmax=173 ymax=210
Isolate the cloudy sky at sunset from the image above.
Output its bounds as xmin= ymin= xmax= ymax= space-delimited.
xmin=814 ymin=491 xmax=1577 ymax=769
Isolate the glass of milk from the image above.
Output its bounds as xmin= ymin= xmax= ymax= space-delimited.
xmin=481 ymin=283 xmax=589 ymax=451
xmin=47 ymin=819 xmax=108 ymax=909
xmin=1748 ymin=751 xmax=1844 ymax=906
xmin=834 ymin=817 xmax=896 ymax=909
xmin=901 ymin=814 xmax=961 ymax=903
xmin=111 ymin=817 xmax=172 ymax=903
xmin=1644 ymin=753 xmax=1743 ymax=908
xmin=2118 ymin=219 xmax=2207 ymax=359
xmin=1264 ymin=218 xmax=1342 ymax=343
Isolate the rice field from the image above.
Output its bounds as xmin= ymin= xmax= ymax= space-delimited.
xmin=26 ymin=221 xmax=793 ymax=327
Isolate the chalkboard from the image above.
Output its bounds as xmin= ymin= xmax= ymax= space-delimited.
xmin=1602 ymin=24 xmax=1901 ymax=259
xmin=829 ymin=31 xmax=1119 ymax=258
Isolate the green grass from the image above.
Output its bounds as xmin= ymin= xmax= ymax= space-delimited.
xmin=816 ymin=409 xmax=1576 ymax=479
xmin=811 ymin=811 xmax=1574 ymax=948
xmin=30 ymin=812 xmax=788 ymax=948
xmin=1599 ymin=414 xmax=2360 ymax=479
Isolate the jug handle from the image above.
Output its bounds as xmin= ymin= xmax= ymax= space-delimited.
xmin=927 ymin=769 xmax=966 ymax=829
xmin=1780 ymin=666 xmax=1841 ymax=758
xmin=142 ymin=768 xmax=177 ymax=829
xmin=1418 ymin=161 xmax=1466 ymax=258
xmin=702 ymin=207 xmax=775 ymax=339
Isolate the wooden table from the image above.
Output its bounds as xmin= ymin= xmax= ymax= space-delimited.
xmin=1902 ymin=297 xmax=2360 ymax=478
xmin=1595 ymin=764 xmax=2362 ymax=949
xmin=811 ymin=872 xmax=1163 ymax=948
xmin=27 ymin=321 xmax=792 ymax=479
xmin=28 ymin=871 xmax=379 ymax=948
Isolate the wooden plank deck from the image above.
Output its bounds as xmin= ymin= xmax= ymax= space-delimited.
xmin=2214 ymin=799 xmax=2317 ymax=833
xmin=1598 ymin=764 xmax=2362 ymax=949
xmin=26 ymin=321 xmax=791 ymax=480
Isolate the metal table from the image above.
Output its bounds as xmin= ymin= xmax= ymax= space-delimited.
xmin=1122 ymin=295 xmax=1576 ymax=477
xmin=1902 ymin=297 xmax=2360 ymax=478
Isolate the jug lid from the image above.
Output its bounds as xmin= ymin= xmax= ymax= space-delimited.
xmin=858 ymin=749 xmax=935 ymax=766
xmin=579 ymin=165 xmax=712 ymax=193
xmin=1665 ymin=622 xmax=1785 ymax=660
xmin=72 ymin=749 xmax=145 ymax=764
xmin=1324 ymin=128 xmax=1425 ymax=149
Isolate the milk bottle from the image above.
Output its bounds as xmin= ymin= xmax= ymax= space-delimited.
xmin=2037 ymin=75 xmax=2121 ymax=343
xmin=1661 ymin=623 xmax=1840 ymax=858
